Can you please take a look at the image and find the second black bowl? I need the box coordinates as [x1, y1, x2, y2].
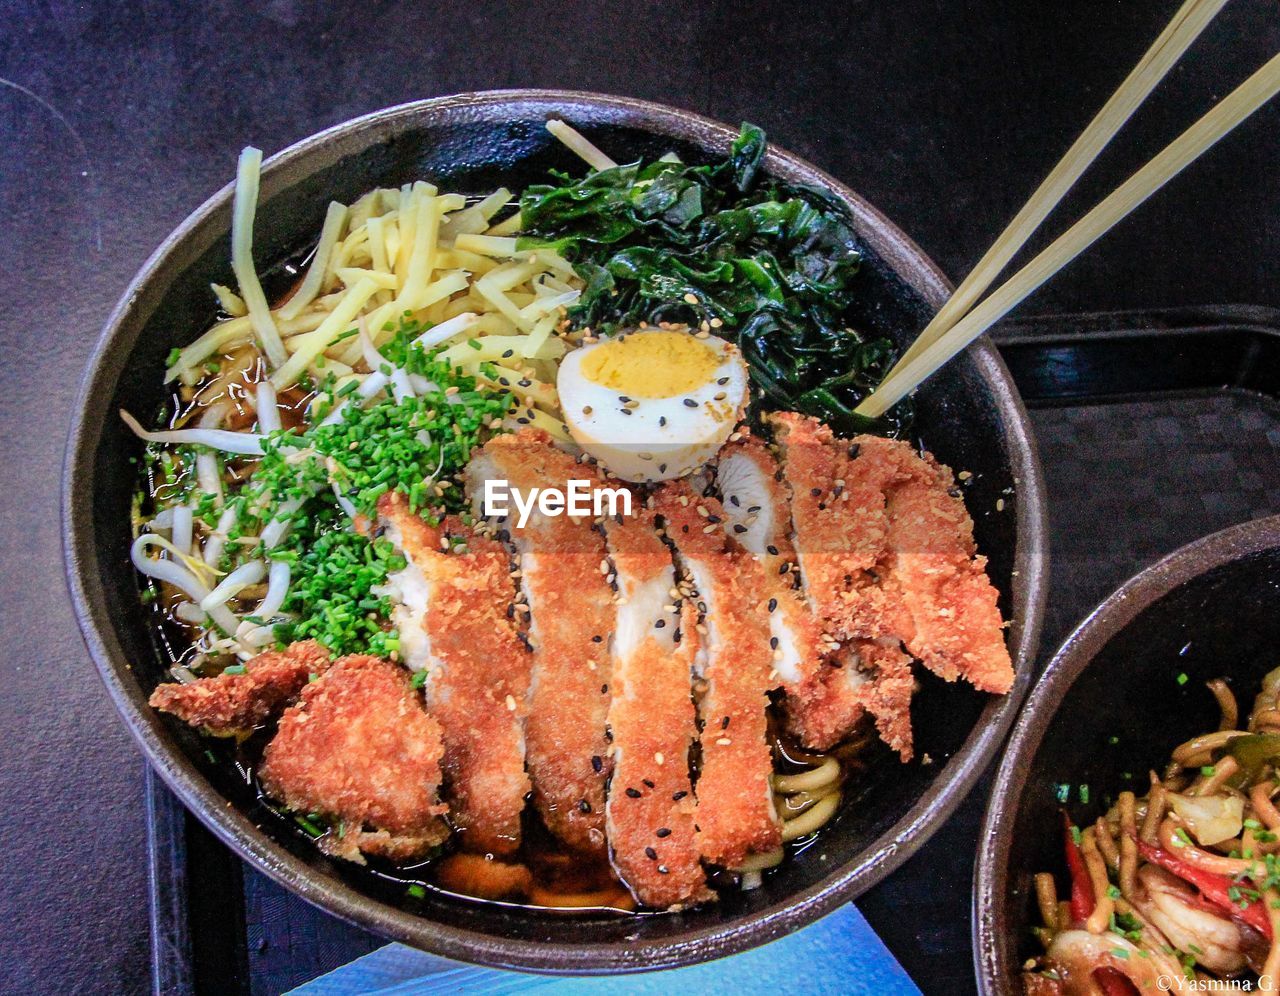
[976, 514, 1280, 993]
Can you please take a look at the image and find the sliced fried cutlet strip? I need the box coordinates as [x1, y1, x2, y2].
[877, 445, 1014, 694]
[467, 430, 614, 855]
[602, 502, 710, 909]
[714, 431, 825, 691]
[653, 481, 780, 869]
[258, 654, 448, 864]
[377, 491, 531, 856]
[790, 640, 916, 760]
[766, 411, 902, 630]
[149, 640, 331, 736]
[760, 413, 913, 752]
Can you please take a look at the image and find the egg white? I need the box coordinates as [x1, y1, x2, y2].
[558, 332, 749, 483]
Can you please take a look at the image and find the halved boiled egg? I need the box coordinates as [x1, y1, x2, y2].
[558, 328, 749, 483]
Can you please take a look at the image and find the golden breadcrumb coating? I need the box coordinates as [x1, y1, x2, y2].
[714, 431, 825, 692]
[873, 442, 1013, 694]
[787, 640, 915, 760]
[258, 654, 448, 864]
[468, 430, 614, 855]
[603, 503, 711, 908]
[654, 480, 781, 869]
[378, 491, 532, 855]
[149, 640, 331, 736]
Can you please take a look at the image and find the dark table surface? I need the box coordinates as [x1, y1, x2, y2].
[3, 2, 1277, 992]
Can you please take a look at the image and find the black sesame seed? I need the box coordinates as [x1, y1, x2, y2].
[659, 464, 667, 473]
[732, 523, 747, 534]
[810, 487, 822, 497]
[645, 846, 658, 860]
[659, 416, 667, 427]
[619, 395, 631, 403]
[620, 407, 632, 415]
[847, 443, 861, 459]
[601, 684, 608, 694]
[656, 827, 671, 838]
[643, 778, 655, 788]
[721, 715, 731, 729]
[626, 787, 642, 799]
[501, 349, 514, 358]
[766, 544, 779, 556]
[770, 636, 779, 650]
[717, 377, 729, 386]
[747, 505, 761, 514]
[683, 398, 697, 408]
[579, 799, 591, 813]
[592, 635, 603, 643]
[655, 619, 666, 629]
[768, 598, 778, 612]
[592, 755, 603, 773]
[707, 514, 721, 524]
[672, 790, 688, 801]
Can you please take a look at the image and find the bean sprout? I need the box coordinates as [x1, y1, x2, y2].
[199, 560, 266, 612]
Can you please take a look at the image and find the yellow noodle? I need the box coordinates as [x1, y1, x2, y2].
[1207, 678, 1238, 731]
[1094, 817, 1120, 871]
[1034, 873, 1059, 932]
[781, 792, 841, 842]
[1171, 729, 1249, 767]
[1141, 780, 1167, 844]
[737, 848, 785, 873]
[1080, 829, 1113, 934]
[1253, 781, 1280, 830]
[773, 757, 841, 794]
[1118, 791, 1139, 899]
[1192, 755, 1240, 796]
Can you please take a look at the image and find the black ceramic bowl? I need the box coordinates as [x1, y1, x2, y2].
[976, 514, 1280, 993]
[64, 90, 1046, 972]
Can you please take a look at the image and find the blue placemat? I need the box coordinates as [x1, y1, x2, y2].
[291, 904, 919, 995]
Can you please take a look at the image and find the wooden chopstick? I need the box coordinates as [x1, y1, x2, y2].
[885, 0, 1227, 376]
[857, 48, 1280, 419]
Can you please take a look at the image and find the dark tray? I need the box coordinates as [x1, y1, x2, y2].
[146, 306, 1280, 995]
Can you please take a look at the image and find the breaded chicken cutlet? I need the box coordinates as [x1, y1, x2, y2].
[653, 481, 781, 869]
[378, 491, 532, 856]
[467, 430, 615, 856]
[765, 412, 1013, 757]
[149, 639, 331, 736]
[602, 502, 711, 908]
[258, 654, 448, 864]
[878, 448, 1013, 694]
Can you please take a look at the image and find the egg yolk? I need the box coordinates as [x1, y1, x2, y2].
[579, 330, 722, 399]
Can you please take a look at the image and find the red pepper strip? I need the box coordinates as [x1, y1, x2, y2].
[1136, 839, 1273, 939]
[1095, 968, 1139, 996]
[1063, 812, 1095, 925]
